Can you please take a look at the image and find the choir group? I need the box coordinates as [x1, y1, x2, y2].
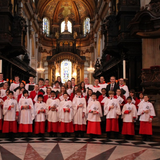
[0, 74, 156, 141]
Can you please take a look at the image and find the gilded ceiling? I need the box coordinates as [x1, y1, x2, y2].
[37, 0, 95, 23]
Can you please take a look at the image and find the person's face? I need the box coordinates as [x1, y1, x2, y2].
[139, 93, 144, 99]
[94, 79, 99, 85]
[84, 78, 89, 84]
[38, 97, 43, 102]
[71, 79, 75, 84]
[15, 76, 19, 82]
[109, 94, 114, 98]
[61, 87, 65, 93]
[47, 88, 51, 95]
[6, 91, 9, 96]
[101, 89, 106, 95]
[29, 77, 34, 83]
[4, 83, 8, 89]
[92, 95, 97, 100]
[39, 80, 44, 86]
[9, 93, 13, 99]
[20, 83, 24, 88]
[116, 90, 121, 96]
[57, 77, 61, 82]
[63, 94, 68, 99]
[45, 80, 49, 86]
[51, 93, 56, 97]
[119, 80, 124, 85]
[130, 92, 134, 97]
[0, 74, 3, 80]
[88, 90, 92, 96]
[110, 77, 115, 84]
[81, 83, 85, 88]
[75, 86, 78, 91]
[21, 88, 25, 93]
[34, 85, 39, 91]
[55, 83, 59, 88]
[68, 81, 71, 87]
[127, 99, 132, 104]
[24, 93, 28, 97]
[100, 77, 104, 83]
[144, 96, 149, 102]
[77, 92, 81, 96]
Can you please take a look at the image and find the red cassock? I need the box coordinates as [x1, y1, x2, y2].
[139, 121, 152, 135]
[70, 93, 75, 101]
[122, 122, 135, 135]
[98, 95, 105, 106]
[43, 95, 51, 103]
[106, 119, 119, 132]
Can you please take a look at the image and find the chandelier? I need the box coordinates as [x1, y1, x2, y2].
[37, 61, 45, 73]
[87, 61, 95, 73]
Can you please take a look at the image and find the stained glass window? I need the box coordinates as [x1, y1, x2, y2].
[61, 21, 72, 33]
[83, 17, 90, 36]
[43, 17, 50, 36]
[61, 60, 72, 83]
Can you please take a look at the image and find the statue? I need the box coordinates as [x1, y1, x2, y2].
[55, 32, 59, 39]
[73, 31, 77, 39]
[65, 17, 68, 31]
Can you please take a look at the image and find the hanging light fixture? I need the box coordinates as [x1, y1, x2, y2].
[87, 61, 95, 73]
[37, 61, 45, 73]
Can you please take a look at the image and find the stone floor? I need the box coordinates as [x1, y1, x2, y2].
[0, 137, 160, 160]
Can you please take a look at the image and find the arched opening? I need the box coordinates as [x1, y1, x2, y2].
[43, 17, 50, 36]
[61, 60, 72, 83]
[83, 17, 90, 36]
[61, 20, 72, 33]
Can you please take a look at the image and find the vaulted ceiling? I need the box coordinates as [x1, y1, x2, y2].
[37, 0, 95, 24]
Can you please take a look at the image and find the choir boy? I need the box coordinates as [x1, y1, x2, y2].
[121, 97, 137, 140]
[138, 95, 156, 141]
[136, 92, 144, 109]
[0, 82, 9, 98]
[104, 91, 121, 139]
[87, 93, 102, 139]
[46, 91, 60, 137]
[119, 78, 129, 99]
[9, 76, 20, 91]
[98, 88, 107, 133]
[43, 88, 52, 103]
[73, 89, 86, 138]
[18, 90, 34, 140]
[59, 93, 74, 137]
[34, 95, 46, 139]
[0, 74, 6, 84]
[2, 91, 18, 141]
[99, 76, 108, 88]
[91, 79, 102, 98]
[2, 89, 10, 101]
[25, 77, 35, 92]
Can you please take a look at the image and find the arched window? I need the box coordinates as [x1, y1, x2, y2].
[43, 17, 50, 36]
[61, 60, 72, 83]
[61, 21, 72, 33]
[83, 17, 90, 36]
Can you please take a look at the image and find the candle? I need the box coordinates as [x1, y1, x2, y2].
[123, 60, 126, 79]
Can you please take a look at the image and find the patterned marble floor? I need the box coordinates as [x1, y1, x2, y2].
[0, 137, 160, 160]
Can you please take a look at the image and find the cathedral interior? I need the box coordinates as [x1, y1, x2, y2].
[0, 0, 160, 159]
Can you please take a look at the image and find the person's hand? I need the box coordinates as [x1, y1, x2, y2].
[41, 109, 44, 112]
[16, 116, 18, 120]
[145, 110, 149, 114]
[82, 112, 85, 118]
[116, 115, 119, 119]
[79, 104, 83, 108]
[11, 105, 14, 108]
[149, 118, 152, 123]
[93, 111, 97, 115]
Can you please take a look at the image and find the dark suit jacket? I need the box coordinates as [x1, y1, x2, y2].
[106, 83, 119, 96]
